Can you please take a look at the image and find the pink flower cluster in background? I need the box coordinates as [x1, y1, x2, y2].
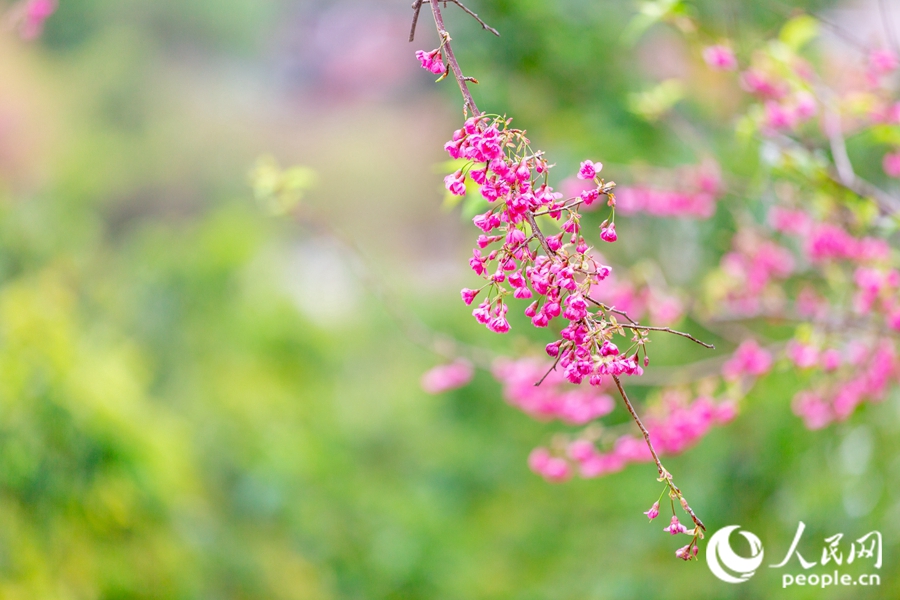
[493, 358, 614, 424]
[702, 45, 737, 71]
[17, 0, 56, 40]
[792, 341, 899, 429]
[615, 161, 723, 219]
[420, 359, 474, 394]
[528, 391, 736, 483]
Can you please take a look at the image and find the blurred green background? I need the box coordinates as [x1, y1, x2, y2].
[0, 0, 896, 598]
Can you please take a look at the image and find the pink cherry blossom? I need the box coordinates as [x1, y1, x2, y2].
[663, 515, 687, 535]
[421, 359, 474, 394]
[869, 49, 899, 75]
[702, 45, 738, 71]
[415, 48, 447, 75]
[600, 223, 617, 242]
[883, 152, 900, 178]
[722, 339, 773, 381]
[577, 160, 602, 180]
[19, 0, 57, 40]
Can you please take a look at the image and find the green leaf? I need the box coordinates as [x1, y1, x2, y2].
[869, 124, 900, 146]
[779, 15, 818, 51]
[627, 79, 684, 122]
[249, 155, 317, 215]
[621, 0, 687, 45]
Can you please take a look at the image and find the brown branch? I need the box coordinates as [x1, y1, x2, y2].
[530, 197, 585, 217]
[620, 323, 715, 349]
[525, 211, 556, 258]
[584, 295, 715, 348]
[535, 344, 567, 386]
[612, 375, 665, 478]
[428, 1, 481, 116]
[613, 375, 705, 532]
[409, 0, 425, 43]
[828, 170, 900, 216]
[774, 129, 900, 217]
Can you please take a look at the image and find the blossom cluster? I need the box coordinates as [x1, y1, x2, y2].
[493, 358, 614, 425]
[615, 161, 724, 220]
[444, 114, 651, 389]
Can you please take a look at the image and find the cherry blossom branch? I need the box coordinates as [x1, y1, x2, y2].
[622, 323, 715, 349]
[431, 0, 500, 37]
[409, 0, 425, 42]
[773, 131, 900, 217]
[525, 211, 557, 257]
[420, 3, 715, 356]
[424, 0, 482, 116]
[612, 375, 705, 532]
[584, 296, 715, 349]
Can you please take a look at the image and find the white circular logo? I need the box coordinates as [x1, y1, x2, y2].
[706, 525, 765, 583]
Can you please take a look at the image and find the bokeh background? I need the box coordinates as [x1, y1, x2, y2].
[0, 0, 897, 598]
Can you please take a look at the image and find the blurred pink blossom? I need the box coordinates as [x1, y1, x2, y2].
[420, 359, 474, 394]
[702, 45, 738, 71]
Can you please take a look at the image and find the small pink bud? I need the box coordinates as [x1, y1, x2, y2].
[460, 288, 479, 305]
[600, 340, 619, 357]
[644, 501, 660, 521]
[444, 171, 466, 196]
[600, 222, 617, 243]
[663, 515, 687, 535]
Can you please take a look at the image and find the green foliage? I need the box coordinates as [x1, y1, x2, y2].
[778, 14, 819, 51]
[251, 156, 317, 216]
[627, 79, 685, 122]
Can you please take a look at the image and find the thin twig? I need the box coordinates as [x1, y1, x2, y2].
[586, 295, 715, 349]
[428, 1, 481, 116]
[619, 323, 716, 349]
[531, 197, 585, 217]
[774, 133, 900, 216]
[409, 0, 424, 43]
[535, 346, 567, 386]
[525, 211, 556, 257]
[827, 169, 900, 215]
[612, 375, 705, 532]
[585, 296, 638, 324]
[612, 376, 665, 477]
